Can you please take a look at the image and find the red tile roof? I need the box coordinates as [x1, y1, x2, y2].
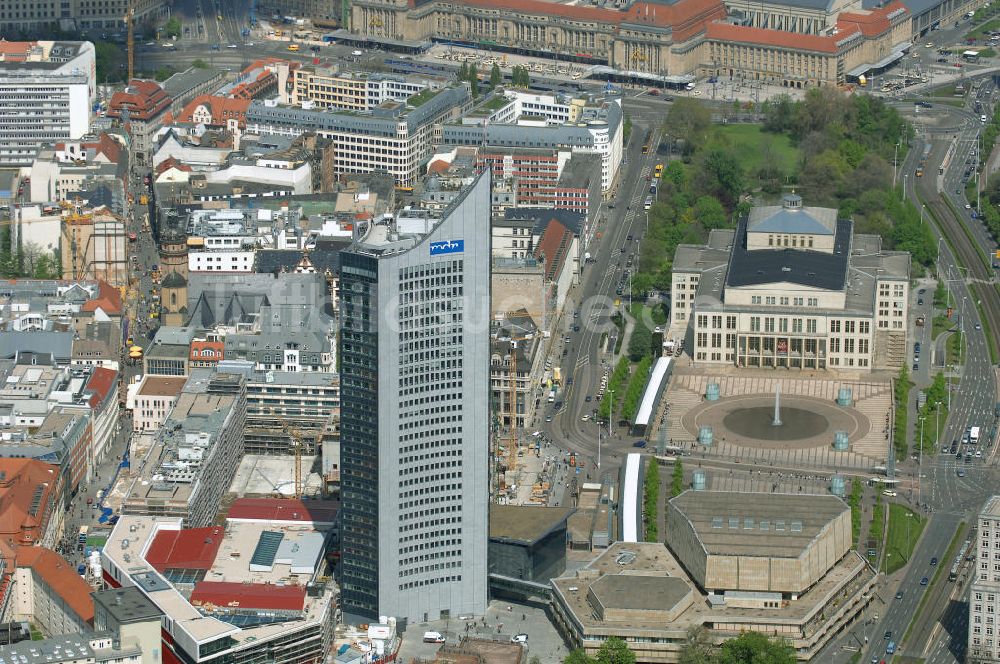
[190, 581, 306, 612]
[534, 219, 573, 281]
[189, 340, 224, 363]
[178, 95, 251, 128]
[0, 41, 32, 61]
[16, 546, 95, 624]
[705, 22, 841, 53]
[81, 280, 123, 315]
[82, 133, 124, 166]
[0, 460, 58, 546]
[227, 498, 340, 525]
[108, 80, 172, 123]
[145, 527, 225, 572]
[85, 367, 118, 410]
[837, 1, 908, 37]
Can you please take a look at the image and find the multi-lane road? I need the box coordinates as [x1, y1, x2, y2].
[846, 85, 1000, 664]
[539, 102, 671, 487]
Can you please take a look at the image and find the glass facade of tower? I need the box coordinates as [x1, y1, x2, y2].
[339, 251, 381, 616]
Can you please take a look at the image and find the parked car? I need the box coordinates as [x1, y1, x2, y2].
[633, 440, 647, 448]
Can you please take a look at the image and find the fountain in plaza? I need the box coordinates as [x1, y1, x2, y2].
[772, 384, 782, 427]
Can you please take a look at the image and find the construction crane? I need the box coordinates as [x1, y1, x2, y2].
[273, 415, 323, 499]
[124, 0, 135, 81]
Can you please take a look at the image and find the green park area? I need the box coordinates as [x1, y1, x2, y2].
[713, 123, 800, 179]
[885, 504, 927, 574]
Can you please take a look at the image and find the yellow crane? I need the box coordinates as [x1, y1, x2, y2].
[274, 415, 323, 498]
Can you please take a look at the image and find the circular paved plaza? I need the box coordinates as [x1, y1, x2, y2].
[681, 394, 871, 450]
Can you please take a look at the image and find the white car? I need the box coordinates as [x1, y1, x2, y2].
[162, 43, 174, 48]
[966, 203, 973, 209]
[352, 49, 363, 56]
[882, 489, 897, 497]
[925, 42, 934, 47]
[246, 42, 254, 46]
[581, 414, 590, 421]
[511, 634, 528, 644]
[227, 44, 238, 49]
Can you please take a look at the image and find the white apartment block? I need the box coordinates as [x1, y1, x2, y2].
[246, 85, 471, 185]
[670, 195, 910, 371]
[970, 496, 1000, 663]
[290, 69, 429, 110]
[0, 42, 94, 166]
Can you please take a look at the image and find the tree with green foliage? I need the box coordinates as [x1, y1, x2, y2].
[164, 16, 181, 39]
[679, 627, 714, 664]
[671, 459, 684, 497]
[598, 356, 630, 422]
[761, 94, 795, 134]
[623, 355, 653, 425]
[626, 316, 653, 362]
[717, 631, 795, 664]
[490, 62, 501, 87]
[529, 657, 542, 664]
[468, 63, 479, 98]
[696, 148, 744, 207]
[564, 650, 596, 664]
[94, 42, 126, 84]
[153, 67, 175, 82]
[458, 61, 469, 81]
[663, 98, 711, 156]
[191, 59, 210, 69]
[596, 637, 636, 664]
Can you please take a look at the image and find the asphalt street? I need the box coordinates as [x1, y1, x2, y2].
[539, 109, 667, 491]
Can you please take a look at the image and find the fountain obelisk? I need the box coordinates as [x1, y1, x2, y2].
[772, 383, 782, 427]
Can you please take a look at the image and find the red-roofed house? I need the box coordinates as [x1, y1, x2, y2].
[108, 80, 173, 165]
[189, 340, 224, 367]
[13, 546, 94, 635]
[178, 95, 251, 130]
[0, 459, 59, 549]
[81, 279, 124, 316]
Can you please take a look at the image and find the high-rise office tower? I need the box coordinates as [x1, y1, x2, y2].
[338, 171, 491, 623]
[970, 496, 1000, 663]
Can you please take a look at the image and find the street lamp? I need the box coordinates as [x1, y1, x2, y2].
[903, 173, 908, 202]
[920, 204, 926, 225]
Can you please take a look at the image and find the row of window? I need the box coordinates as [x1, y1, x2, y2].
[399, 573, 462, 591]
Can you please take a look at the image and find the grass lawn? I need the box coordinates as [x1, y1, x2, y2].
[929, 82, 964, 98]
[932, 314, 955, 340]
[714, 124, 800, 176]
[947, 329, 965, 366]
[965, 17, 1000, 40]
[919, 403, 948, 452]
[885, 503, 927, 574]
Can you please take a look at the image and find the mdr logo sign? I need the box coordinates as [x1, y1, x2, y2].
[429, 239, 464, 256]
